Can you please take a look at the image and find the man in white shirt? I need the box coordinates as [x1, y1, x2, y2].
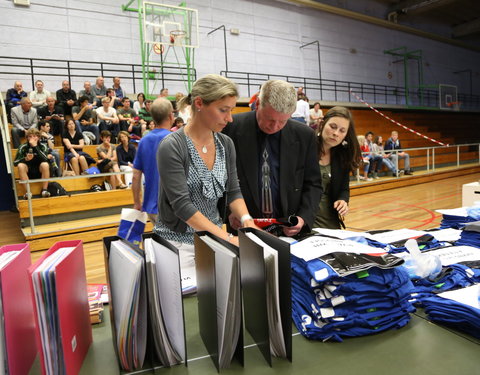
[29, 80, 51, 108]
[96, 97, 120, 141]
[291, 94, 310, 125]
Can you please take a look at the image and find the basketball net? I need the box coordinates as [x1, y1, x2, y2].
[170, 30, 186, 46]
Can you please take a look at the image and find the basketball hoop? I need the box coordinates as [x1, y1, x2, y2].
[170, 30, 186, 46]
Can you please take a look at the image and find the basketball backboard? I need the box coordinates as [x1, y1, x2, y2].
[142, 1, 199, 48]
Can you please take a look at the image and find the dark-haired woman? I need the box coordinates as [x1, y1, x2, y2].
[314, 106, 361, 229]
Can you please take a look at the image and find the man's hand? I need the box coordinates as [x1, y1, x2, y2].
[283, 216, 304, 237]
[333, 200, 349, 216]
[228, 212, 241, 230]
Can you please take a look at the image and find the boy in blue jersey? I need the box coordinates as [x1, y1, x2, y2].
[132, 98, 174, 224]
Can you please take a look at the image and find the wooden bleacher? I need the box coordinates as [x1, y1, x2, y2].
[8, 106, 480, 251]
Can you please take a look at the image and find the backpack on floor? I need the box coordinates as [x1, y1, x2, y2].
[47, 182, 68, 197]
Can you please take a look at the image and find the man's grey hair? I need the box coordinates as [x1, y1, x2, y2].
[150, 97, 173, 126]
[258, 80, 297, 114]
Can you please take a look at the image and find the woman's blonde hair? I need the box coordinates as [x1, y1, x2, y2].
[177, 74, 238, 113]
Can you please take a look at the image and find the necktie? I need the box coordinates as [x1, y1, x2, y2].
[261, 146, 273, 217]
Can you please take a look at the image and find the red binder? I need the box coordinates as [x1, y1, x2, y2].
[28, 240, 93, 375]
[0, 243, 37, 375]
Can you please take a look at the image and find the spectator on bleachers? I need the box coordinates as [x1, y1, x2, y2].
[133, 92, 145, 113]
[38, 121, 61, 177]
[116, 131, 136, 187]
[291, 94, 310, 124]
[29, 80, 50, 108]
[314, 106, 361, 229]
[112, 77, 125, 99]
[357, 134, 372, 181]
[78, 81, 96, 104]
[372, 135, 403, 177]
[171, 117, 184, 132]
[159, 88, 169, 98]
[365, 131, 383, 179]
[37, 96, 64, 136]
[11, 97, 38, 148]
[138, 99, 153, 126]
[96, 97, 120, 141]
[62, 119, 94, 175]
[248, 86, 261, 111]
[309, 102, 323, 130]
[132, 98, 173, 224]
[142, 120, 155, 137]
[5, 81, 27, 121]
[385, 130, 413, 175]
[92, 76, 107, 106]
[173, 92, 184, 116]
[96, 130, 127, 189]
[72, 96, 99, 143]
[176, 96, 191, 125]
[56, 80, 77, 118]
[118, 97, 144, 137]
[14, 128, 51, 198]
[106, 88, 121, 109]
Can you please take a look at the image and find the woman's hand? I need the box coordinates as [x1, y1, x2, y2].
[333, 200, 349, 216]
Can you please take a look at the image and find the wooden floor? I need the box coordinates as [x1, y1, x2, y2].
[0, 172, 479, 284]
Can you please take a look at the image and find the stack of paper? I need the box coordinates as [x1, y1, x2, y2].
[109, 240, 147, 371]
[245, 233, 286, 358]
[290, 235, 414, 342]
[144, 238, 185, 367]
[31, 247, 76, 374]
[198, 235, 241, 369]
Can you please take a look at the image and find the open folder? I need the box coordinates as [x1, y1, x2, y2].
[238, 228, 292, 365]
[103, 235, 186, 373]
[0, 243, 37, 375]
[28, 240, 92, 375]
[194, 231, 244, 371]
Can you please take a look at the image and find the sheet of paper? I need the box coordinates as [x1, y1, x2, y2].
[109, 240, 146, 371]
[438, 284, 480, 309]
[436, 207, 469, 217]
[245, 232, 286, 358]
[367, 229, 427, 244]
[313, 228, 368, 239]
[200, 235, 240, 368]
[144, 238, 184, 365]
[427, 246, 480, 266]
[291, 236, 386, 262]
[426, 228, 462, 242]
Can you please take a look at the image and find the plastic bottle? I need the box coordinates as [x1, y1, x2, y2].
[401, 239, 442, 280]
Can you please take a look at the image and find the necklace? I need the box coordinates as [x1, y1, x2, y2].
[185, 128, 214, 154]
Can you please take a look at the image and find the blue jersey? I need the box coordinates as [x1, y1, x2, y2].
[133, 128, 171, 214]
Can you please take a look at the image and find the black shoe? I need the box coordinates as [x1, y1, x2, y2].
[405, 170, 413, 175]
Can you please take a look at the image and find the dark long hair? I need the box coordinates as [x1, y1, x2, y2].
[316, 106, 361, 171]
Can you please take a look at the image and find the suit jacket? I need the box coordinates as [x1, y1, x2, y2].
[224, 111, 322, 231]
[330, 148, 350, 204]
[11, 106, 38, 131]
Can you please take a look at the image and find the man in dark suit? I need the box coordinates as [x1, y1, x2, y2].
[224, 80, 322, 236]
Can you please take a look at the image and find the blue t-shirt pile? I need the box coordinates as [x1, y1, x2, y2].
[420, 284, 480, 339]
[439, 207, 480, 229]
[455, 221, 480, 248]
[291, 251, 415, 342]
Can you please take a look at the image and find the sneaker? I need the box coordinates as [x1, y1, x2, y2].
[118, 183, 128, 189]
[373, 172, 379, 179]
[366, 177, 373, 181]
[41, 189, 51, 198]
[405, 170, 413, 175]
[394, 170, 404, 177]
